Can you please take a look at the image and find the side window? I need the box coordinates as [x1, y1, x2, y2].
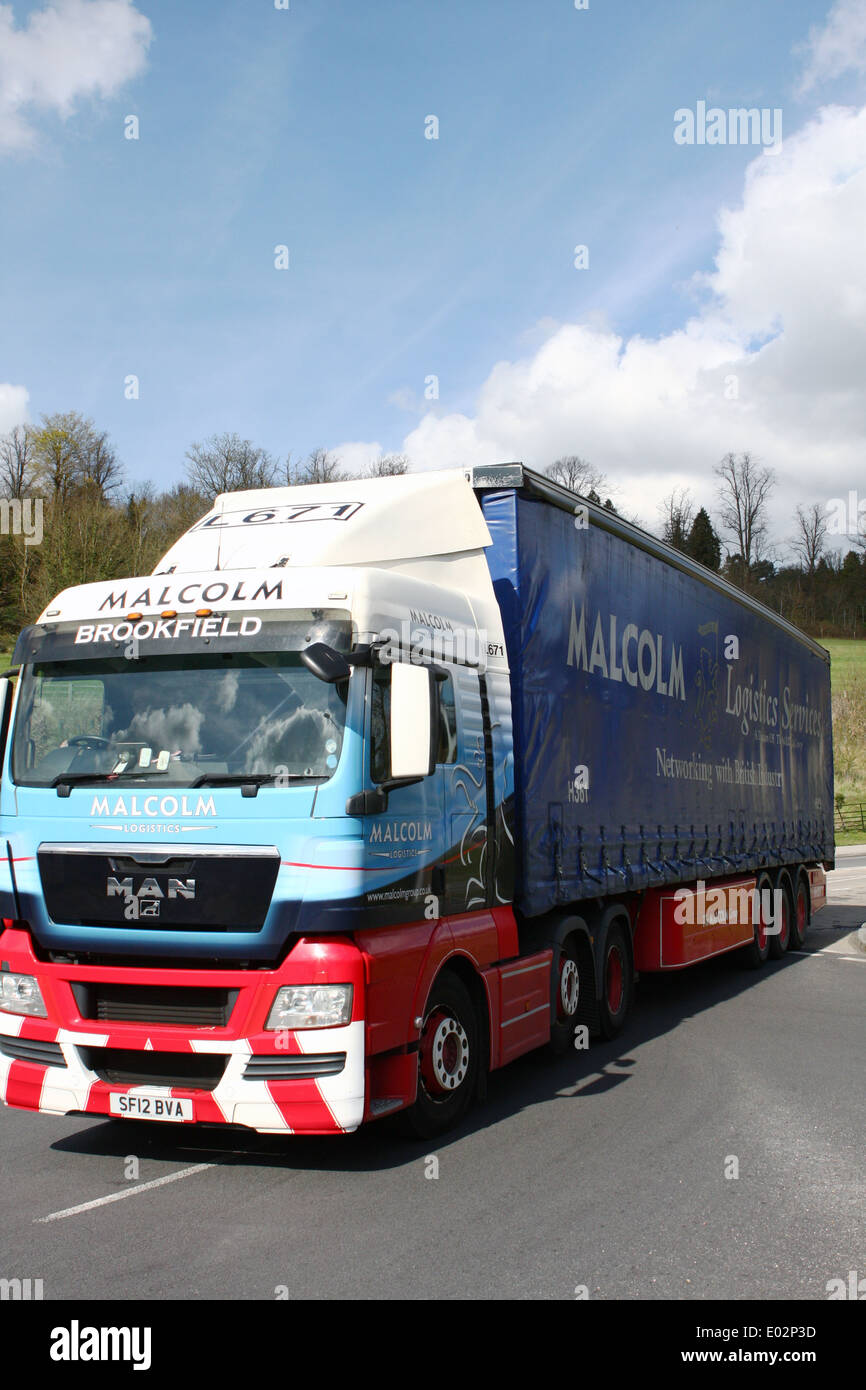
[437, 673, 457, 764]
[370, 665, 391, 782]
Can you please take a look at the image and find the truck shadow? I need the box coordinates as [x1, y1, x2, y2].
[48, 939, 843, 1175]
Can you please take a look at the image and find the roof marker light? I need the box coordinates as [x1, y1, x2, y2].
[161, 610, 177, 619]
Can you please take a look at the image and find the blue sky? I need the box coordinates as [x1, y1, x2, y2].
[2, 0, 866, 541]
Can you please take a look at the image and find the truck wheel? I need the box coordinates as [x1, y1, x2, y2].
[598, 920, 633, 1039]
[548, 936, 586, 1055]
[741, 872, 772, 969]
[768, 874, 792, 959]
[789, 874, 810, 950]
[402, 972, 479, 1139]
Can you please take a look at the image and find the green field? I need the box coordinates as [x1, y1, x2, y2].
[824, 638, 866, 845]
[2, 640, 864, 846]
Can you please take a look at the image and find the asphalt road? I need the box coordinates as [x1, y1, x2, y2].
[1, 855, 864, 1302]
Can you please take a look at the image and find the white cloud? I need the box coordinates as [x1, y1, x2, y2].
[798, 0, 866, 94]
[0, 382, 29, 433]
[403, 104, 866, 543]
[0, 0, 152, 152]
[330, 440, 383, 476]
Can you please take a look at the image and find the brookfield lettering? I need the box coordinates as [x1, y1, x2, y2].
[75, 615, 262, 644]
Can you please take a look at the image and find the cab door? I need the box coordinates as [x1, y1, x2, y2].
[361, 662, 445, 927]
[440, 665, 489, 915]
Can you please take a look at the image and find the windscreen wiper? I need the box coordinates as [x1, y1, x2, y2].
[190, 772, 325, 797]
[51, 768, 174, 794]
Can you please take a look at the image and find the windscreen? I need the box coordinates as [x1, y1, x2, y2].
[11, 651, 349, 787]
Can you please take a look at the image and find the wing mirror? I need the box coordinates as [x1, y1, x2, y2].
[300, 642, 351, 683]
[389, 662, 436, 780]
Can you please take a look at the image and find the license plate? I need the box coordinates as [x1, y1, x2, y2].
[109, 1091, 193, 1122]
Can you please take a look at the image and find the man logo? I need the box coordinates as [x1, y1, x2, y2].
[106, 876, 196, 900]
[107, 877, 195, 920]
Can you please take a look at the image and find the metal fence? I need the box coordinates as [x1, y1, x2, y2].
[835, 802, 866, 833]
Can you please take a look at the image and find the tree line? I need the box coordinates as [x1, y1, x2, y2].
[0, 414, 863, 642]
[545, 452, 866, 639]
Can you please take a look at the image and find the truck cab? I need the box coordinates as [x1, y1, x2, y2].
[0, 473, 532, 1136]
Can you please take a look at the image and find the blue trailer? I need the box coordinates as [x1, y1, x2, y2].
[479, 469, 833, 917]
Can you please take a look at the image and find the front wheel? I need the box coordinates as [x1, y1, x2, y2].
[401, 973, 480, 1138]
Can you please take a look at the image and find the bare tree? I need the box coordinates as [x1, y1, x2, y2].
[545, 455, 608, 497]
[714, 452, 776, 577]
[658, 487, 695, 552]
[287, 448, 351, 485]
[365, 453, 409, 478]
[30, 411, 90, 501]
[791, 502, 828, 576]
[0, 424, 36, 498]
[28, 412, 125, 503]
[80, 428, 123, 499]
[185, 433, 277, 497]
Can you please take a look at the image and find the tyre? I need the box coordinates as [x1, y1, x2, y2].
[402, 972, 480, 1139]
[740, 871, 773, 969]
[598, 919, 633, 1039]
[547, 934, 588, 1055]
[768, 873, 793, 959]
[789, 873, 811, 950]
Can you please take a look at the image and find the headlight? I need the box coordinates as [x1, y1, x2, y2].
[266, 984, 353, 1030]
[0, 972, 47, 1017]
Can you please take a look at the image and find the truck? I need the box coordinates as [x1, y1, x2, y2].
[0, 465, 833, 1138]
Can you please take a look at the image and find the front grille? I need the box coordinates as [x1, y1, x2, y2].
[70, 982, 238, 1027]
[78, 1046, 227, 1091]
[38, 844, 280, 932]
[0, 1036, 66, 1067]
[243, 1053, 346, 1081]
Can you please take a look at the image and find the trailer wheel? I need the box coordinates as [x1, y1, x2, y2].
[789, 874, 810, 950]
[547, 935, 589, 1055]
[402, 972, 479, 1138]
[598, 919, 633, 1039]
[740, 872, 772, 969]
[769, 874, 793, 959]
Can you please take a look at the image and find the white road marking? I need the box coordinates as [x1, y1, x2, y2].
[35, 1163, 215, 1223]
[788, 950, 866, 962]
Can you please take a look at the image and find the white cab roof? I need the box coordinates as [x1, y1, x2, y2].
[154, 470, 490, 573]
